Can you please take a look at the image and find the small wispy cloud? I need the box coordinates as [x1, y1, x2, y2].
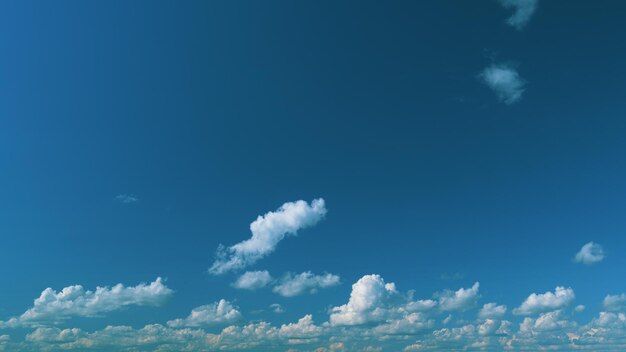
[232, 271, 273, 290]
[499, 0, 538, 30]
[574, 242, 605, 265]
[273, 272, 340, 297]
[270, 303, 284, 314]
[114, 194, 139, 204]
[479, 64, 526, 105]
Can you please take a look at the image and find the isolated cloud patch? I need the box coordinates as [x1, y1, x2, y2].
[437, 282, 480, 312]
[513, 286, 575, 315]
[209, 198, 327, 275]
[575, 242, 605, 265]
[273, 272, 340, 297]
[480, 64, 526, 105]
[167, 299, 241, 327]
[232, 271, 274, 290]
[0, 278, 172, 327]
[114, 194, 138, 203]
[603, 294, 626, 312]
[479, 303, 507, 319]
[499, 0, 538, 30]
[329, 274, 398, 326]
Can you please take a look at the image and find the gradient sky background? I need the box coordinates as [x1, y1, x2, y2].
[1, 1, 626, 351]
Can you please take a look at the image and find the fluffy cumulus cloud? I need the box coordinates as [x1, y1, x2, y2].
[603, 293, 626, 312]
[0, 278, 172, 328]
[209, 199, 327, 275]
[575, 241, 605, 265]
[499, 0, 538, 29]
[513, 286, 575, 315]
[480, 64, 526, 105]
[273, 272, 340, 297]
[12, 274, 626, 351]
[436, 282, 480, 312]
[21, 314, 326, 352]
[232, 271, 273, 290]
[329, 274, 398, 326]
[478, 302, 507, 319]
[167, 300, 241, 327]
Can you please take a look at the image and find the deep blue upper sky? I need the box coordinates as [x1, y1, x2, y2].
[1, 1, 626, 351]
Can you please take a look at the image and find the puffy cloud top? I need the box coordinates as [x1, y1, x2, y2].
[273, 272, 340, 297]
[479, 303, 507, 319]
[329, 274, 397, 326]
[604, 294, 626, 312]
[437, 282, 481, 312]
[0, 278, 172, 327]
[232, 271, 273, 290]
[209, 199, 327, 275]
[167, 299, 241, 327]
[513, 286, 575, 315]
[575, 242, 605, 265]
[480, 64, 526, 105]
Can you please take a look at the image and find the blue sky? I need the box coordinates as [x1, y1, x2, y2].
[1, 0, 626, 351]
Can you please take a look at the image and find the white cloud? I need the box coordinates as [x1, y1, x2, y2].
[575, 305, 586, 313]
[499, 0, 538, 30]
[513, 287, 575, 315]
[478, 303, 507, 319]
[0, 278, 172, 327]
[604, 294, 626, 312]
[167, 299, 241, 327]
[273, 272, 340, 297]
[437, 282, 480, 312]
[270, 303, 284, 314]
[114, 194, 138, 203]
[278, 315, 323, 339]
[329, 274, 398, 326]
[479, 64, 526, 105]
[232, 271, 273, 290]
[209, 199, 327, 275]
[575, 242, 605, 265]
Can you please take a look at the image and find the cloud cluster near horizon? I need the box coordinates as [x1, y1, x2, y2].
[0, 278, 172, 328]
[209, 199, 327, 275]
[9, 272, 626, 351]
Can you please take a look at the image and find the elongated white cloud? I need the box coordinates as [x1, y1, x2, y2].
[232, 271, 273, 290]
[480, 64, 526, 105]
[437, 282, 480, 312]
[604, 294, 626, 312]
[513, 286, 575, 315]
[273, 272, 340, 297]
[499, 0, 538, 30]
[575, 242, 605, 265]
[167, 299, 241, 327]
[479, 303, 507, 319]
[0, 278, 172, 328]
[209, 199, 327, 275]
[17, 276, 626, 351]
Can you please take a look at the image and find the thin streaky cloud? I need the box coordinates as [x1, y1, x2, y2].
[114, 194, 139, 203]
